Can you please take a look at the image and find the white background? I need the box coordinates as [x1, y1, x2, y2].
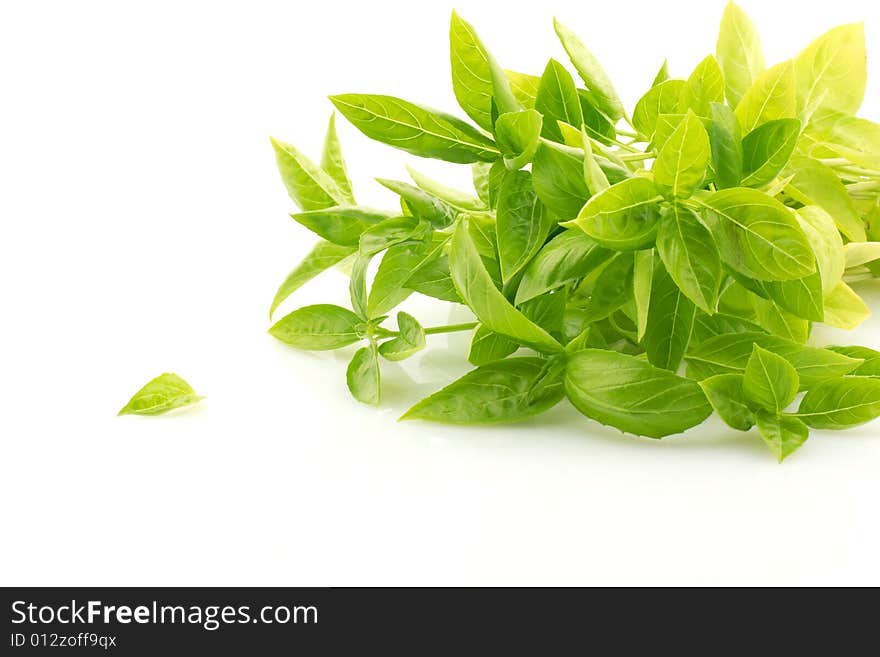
[2, 0, 879, 586]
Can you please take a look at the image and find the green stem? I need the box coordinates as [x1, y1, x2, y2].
[846, 180, 880, 193]
[424, 322, 478, 335]
[620, 152, 656, 162]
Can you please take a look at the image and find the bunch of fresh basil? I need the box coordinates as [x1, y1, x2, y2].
[268, 3, 880, 461]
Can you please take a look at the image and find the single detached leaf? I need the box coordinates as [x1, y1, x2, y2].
[494, 109, 543, 170]
[531, 140, 591, 220]
[270, 241, 355, 319]
[716, 1, 765, 108]
[743, 345, 799, 412]
[379, 312, 426, 361]
[708, 102, 743, 189]
[515, 229, 612, 304]
[643, 261, 696, 371]
[685, 331, 863, 389]
[347, 343, 381, 405]
[633, 80, 686, 140]
[553, 18, 624, 120]
[118, 373, 203, 416]
[320, 113, 356, 204]
[330, 94, 500, 163]
[271, 137, 347, 211]
[450, 221, 562, 354]
[406, 165, 485, 212]
[292, 206, 395, 247]
[565, 349, 712, 438]
[740, 118, 800, 187]
[756, 412, 809, 463]
[450, 11, 520, 132]
[402, 357, 565, 424]
[468, 324, 519, 365]
[795, 23, 866, 116]
[699, 373, 755, 431]
[785, 156, 866, 242]
[269, 304, 362, 350]
[678, 55, 725, 119]
[797, 377, 880, 430]
[535, 59, 584, 142]
[653, 110, 710, 200]
[699, 188, 815, 281]
[568, 177, 663, 250]
[496, 170, 554, 282]
[656, 204, 722, 313]
[735, 61, 796, 134]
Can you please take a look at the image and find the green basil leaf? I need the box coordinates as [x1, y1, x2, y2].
[633, 80, 686, 140]
[379, 312, 426, 361]
[520, 291, 566, 337]
[795, 23, 866, 116]
[292, 206, 395, 247]
[740, 118, 800, 187]
[515, 230, 612, 304]
[535, 59, 584, 142]
[565, 349, 712, 438]
[685, 331, 863, 388]
[567, 177, 662, 250]
[330, 94, 499, 163]
[450, 221, 562, 353]
[716, 1, 765, 108]
[651, 59, 670, 87]
[653, 111, 711, 200]
[823, 280, 870, 330]
[506, 69, 542, 109]
[807, 112, 880, 169]
[368, 243, 423, 317]
[496, 170, 554, 282]
[784, 156, 866, 242]
[656, 204, 722, 314]
[405, 249, 462, 303]
[756, 412, 809, 462]
[472, 162, 492, 205]
[450, 11, 520, 132]
[577, 90, 617, 145]
[269, 304, 362, 350]
[532, 140, 591, 220]
[643, 261, 696, 371]
[269, 241, 355, 319]
[699, 188, 816, 281]
[271, 137, 347, 211]
[678, 55, 725, 119]
[699, 373, 755, 431]
[708, 102, 743, 189]
[796, 206, 845, 295]
[553, 19, 624, 120]
[118, 373, 203, 416]
[375, 178, 458, 228]
[468, 324, 519, 365]
[358, 216, 424, 256]
[402, 357, 565, 424]
[320, 113, 356, 204]
[495, 109, 543, 170]
[633, 249, 654, 342]
[750, 272, 824, 323]
[743, 345, 799, 412]
[581, 134, 611, 195]
[734, 61, 796, 133]
[347, 343, 381, 405]
[692, 312, 767, 344]
[585, 253, 635, 321]
[405, 165, 486, 212]
[349, 253, 370, 319]
[826, 346, 880, 378]
[751, 295, 810, 344]
[797, 377, 880, 429]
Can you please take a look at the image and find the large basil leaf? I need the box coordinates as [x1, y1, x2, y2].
[269, 304, 363, 350]
[449, 222, 562, 353]
[678, 55, 724, 119]
[794, 23, 866, 116]
[699, 188, 816, 281]
[656, 204, 722, 314]
[568, 177, 662, 250]
[653, 110, 710, 200]
[565, 349, 712, 438]
[742, 345, 799, 412]
[734, 60, 796, 133]
[797, 377, 880, 429]
[633, 80, 685, 140]
[330, 94, 500, 163]
[402, 357, 565, 424]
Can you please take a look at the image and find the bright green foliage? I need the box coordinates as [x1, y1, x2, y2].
[262, 6, 880, 461]
[118, 373, 203, 416]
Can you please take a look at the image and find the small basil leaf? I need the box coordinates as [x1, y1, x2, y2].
[406, 165, 486, 212]
[586, 253, 634, 321]
[708, 102, 743, 189]
[565, 349, 712, 438]
[118, 373, 203, 416]
[716, 2, 765, 108]
[358, 216, 424, 256]
[653, 110, 710, 200]
[535, 59, 583, 143]
[269, 241, 355, 320]
[756, 412, 809, 463]
[349, 253, 370, 319]
[532, 140, 591, 220]
[735, 61, 796, 133]
[269, 304, 362, 350]
[379, 312, 426, 361]
[347, 343, 381, 405]
[644, 260, 696, 371]
[633, 80, 685, 140]
[402, 357, 565, 424]
[292, 206, 395, 247]
[784, 156, 866, 242]
[376, 179, 458, 228]
[826, 346, 880, 378]
[320, 113, 356, 204]
[678, 55, 725, 118]
[567, 177, 662, 250]
[740, 118, 800, 187]
[699, 373, 755, 431]
[496, 170, 555, 283]
[506, 69, 542, 109]
[495, 110, 543, 170]
[270, 137, 347, 211]
[633, 249, 654, 342]
[468, 325, 519, 366]
[743, 345, 799, 412]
